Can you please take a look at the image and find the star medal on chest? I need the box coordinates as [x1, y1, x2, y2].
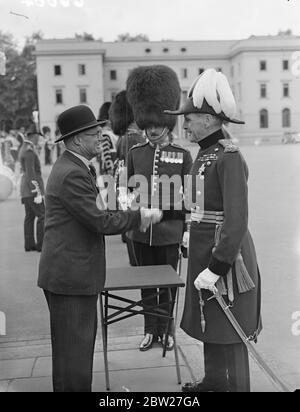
[197, 153, 217, 179]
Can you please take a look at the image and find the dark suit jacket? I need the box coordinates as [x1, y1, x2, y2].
[19, 142, 45, 200]
[38, 150, 140, 295]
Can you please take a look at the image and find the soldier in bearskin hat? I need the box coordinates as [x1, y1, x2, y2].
[126, 65, 193, 351]
[165, 68, 262, 392]
[109, 90, 145, 265]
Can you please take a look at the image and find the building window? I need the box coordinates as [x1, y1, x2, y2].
[78, 64, 86, 76]
[260, 83, 267, 98]
[260, 109, 268, 128]
[181, 68, 188, 79]
[283, 60, 289, 71]
[163, 47, 169, 53]
[283, 83, 290, 97]
[145, 48, 151, 53]
[260, 60, 267, 71]
[55, 89, 63, 104]
[230, 65, 234, 77]
[79, 88, 87, 104]
[181, 47, 187, 52]
[282, 108, 291, 128]
[199, 68, 204, 75]
[216, 67, 222, 72]
[110, 70, 117, 80]
[54, 65, 61, 76]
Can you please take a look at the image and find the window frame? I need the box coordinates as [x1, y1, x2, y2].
[110, 70, 117, 81]
[54, 65, 62, 76]
[78, 64, 86, 76]
[55, 88, 63, 105]
[259, 109, 269, 129]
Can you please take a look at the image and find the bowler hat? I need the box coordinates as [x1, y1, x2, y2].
[55, 105, 106, 143]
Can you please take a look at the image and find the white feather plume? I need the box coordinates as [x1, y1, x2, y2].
[191, 68, 236, 119]
[215, 72, 236, 118]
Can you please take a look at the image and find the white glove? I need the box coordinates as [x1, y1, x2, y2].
[33, 195, 43, 204]
[31, 180, 43, 204]
[182, 231, 190, 249]
[194, 268, 220, 293]
[118, 187, 129, 211]
[140, 207, 163, 232]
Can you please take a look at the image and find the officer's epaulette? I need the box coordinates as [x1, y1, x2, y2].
[131, 141, 148, 150]
[170, 142, 188, 152]
[218, 139, 239, 153]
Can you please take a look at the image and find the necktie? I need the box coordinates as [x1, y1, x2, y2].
[89, 164, 97, 181]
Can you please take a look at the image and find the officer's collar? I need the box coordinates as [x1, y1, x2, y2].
[198, 128, 223, 150]
[147, 139, 170, 149]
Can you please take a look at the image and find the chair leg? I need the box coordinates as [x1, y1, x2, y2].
[99, 293, 110, 391]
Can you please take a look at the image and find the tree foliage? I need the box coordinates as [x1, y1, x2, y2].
[116, 33, 149, 42]
[0, 31, 43, 131]
[75, 32, 96, 41]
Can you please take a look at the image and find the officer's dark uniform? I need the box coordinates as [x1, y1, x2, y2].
[19, 140, 45, 251]
[181, 128, 262, 392]
[127, 137, 193, 337]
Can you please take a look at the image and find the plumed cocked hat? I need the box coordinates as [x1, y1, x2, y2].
[109, 91, 134, 136]
[165, 68, 244, 124]
[126, 65, 181, 131]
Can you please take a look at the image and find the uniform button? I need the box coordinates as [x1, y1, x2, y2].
[197, 191, 202, 195]
[207, 161, 211, 166]
[215, 148, 219, 152]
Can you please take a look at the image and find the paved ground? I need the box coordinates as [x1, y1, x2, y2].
[0, 141, 299, 392]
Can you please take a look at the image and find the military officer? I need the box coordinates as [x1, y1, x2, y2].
[165, 68, 262, 392]
[19, 124, 45, 252]
[126, 65, 193, 351]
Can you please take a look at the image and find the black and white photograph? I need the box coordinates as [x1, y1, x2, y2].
[0, 0, 299, 394]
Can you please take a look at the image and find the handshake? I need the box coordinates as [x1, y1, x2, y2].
[139, 207, 163, 232]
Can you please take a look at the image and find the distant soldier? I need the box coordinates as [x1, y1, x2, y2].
[165, 68, 262, 392]
[126, 65, 193, 351]
[97, 102, 118, 176]
[109, 90, 146, 265]
[19, 124, 45, 252]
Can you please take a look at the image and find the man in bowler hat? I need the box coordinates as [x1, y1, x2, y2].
[38, 105, 162, 392]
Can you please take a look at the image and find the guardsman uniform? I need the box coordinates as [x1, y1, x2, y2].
[126, 65, 193, 350]
[127, 136, 193, 343]
[165, 68, 262, 392]
[19, 138, 45, 251]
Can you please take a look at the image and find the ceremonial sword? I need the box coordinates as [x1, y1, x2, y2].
[202, 291, 291, 392]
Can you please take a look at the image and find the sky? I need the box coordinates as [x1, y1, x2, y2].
[0, 0, 299, 47]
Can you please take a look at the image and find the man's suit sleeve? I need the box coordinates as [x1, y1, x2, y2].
[208, 151, 248, 277]
[24, 151, 38, 193]
[59, 170, 141, 235]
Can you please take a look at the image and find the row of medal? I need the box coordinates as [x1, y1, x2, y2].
[159, 151, 184, 164]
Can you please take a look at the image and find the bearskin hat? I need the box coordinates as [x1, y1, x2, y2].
[126, 65, 181, 131]
[97, 101, 111, 122]
[109, 91, 134, 136]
